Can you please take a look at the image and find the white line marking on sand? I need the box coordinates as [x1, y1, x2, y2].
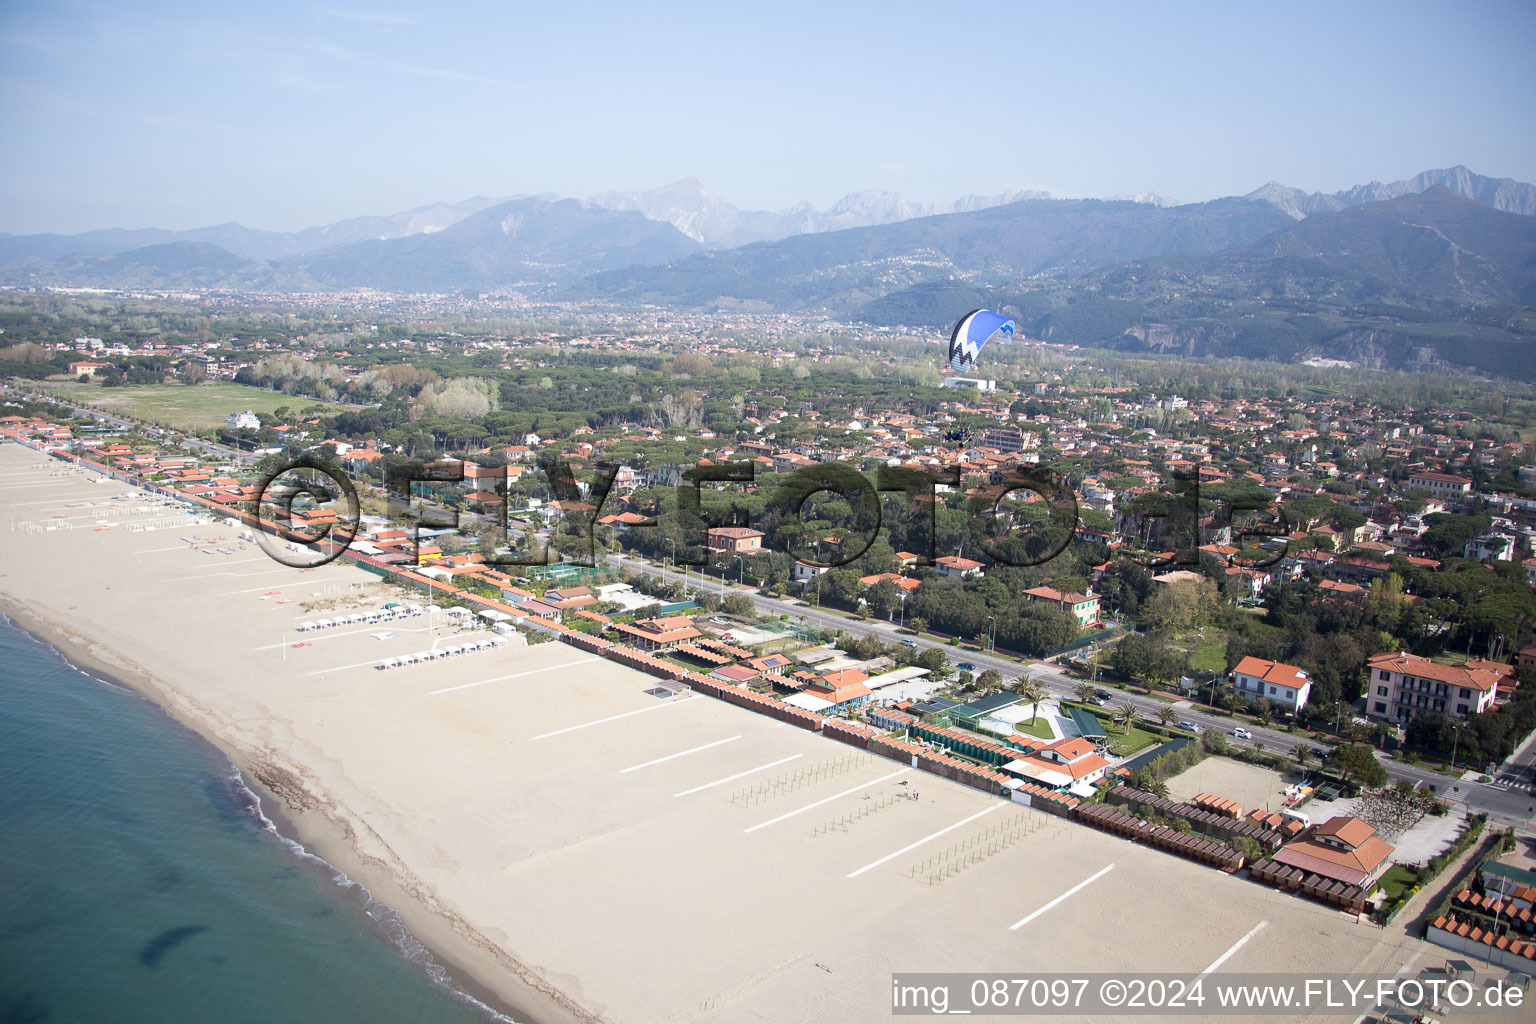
[162, 561, 283, 581]
[743, 768, 913, 833]
[252, 627, 381, 650]
[846, 804, 1004, 878]
[11, 496, 116, 506]
[1392, 950, 1422, 979]
[530, 695, 694, 740]
[218, 577, 351, 596]
[306, 655, 391, 675]
[254, 624, 442, 651]
[620, 735, 741, 774]
[1200, 920, 1267, 974]
[1008, 863, 1115, 930]
[429, 659, 600, 695]
[673, 754, 803, 797]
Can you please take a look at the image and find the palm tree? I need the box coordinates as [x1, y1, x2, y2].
[1016, 678, 1050, 725]
[1075, 682, 1097, 704]
[1292, 744, 1312, 767]
[1147, 776, 1171, 800]
[1156, 706, 1177, 727]
[1112, 702, 1140, 735]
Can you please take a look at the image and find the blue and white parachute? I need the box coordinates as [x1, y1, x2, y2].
[947, 309, 1014, 374]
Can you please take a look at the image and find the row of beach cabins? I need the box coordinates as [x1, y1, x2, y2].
[296, 604, 425, 632]
[376, 636, 508, 670]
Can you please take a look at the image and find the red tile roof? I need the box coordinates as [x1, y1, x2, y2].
[1366, 652, 1502, 692]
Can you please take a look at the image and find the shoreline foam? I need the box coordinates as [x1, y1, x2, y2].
[0, 596, 584, 1024]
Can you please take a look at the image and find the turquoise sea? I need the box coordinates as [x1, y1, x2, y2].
[0, 613, 512, 1024]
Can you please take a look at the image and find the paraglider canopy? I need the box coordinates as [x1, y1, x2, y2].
[947, 309, 1015, 373]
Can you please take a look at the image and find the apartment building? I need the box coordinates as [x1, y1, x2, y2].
[1365, 652, 1500, 723]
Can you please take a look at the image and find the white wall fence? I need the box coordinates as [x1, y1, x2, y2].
[1426, 921, 1536, 973]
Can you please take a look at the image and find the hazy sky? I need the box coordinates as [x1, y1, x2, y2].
[2, 0, 1533, 235]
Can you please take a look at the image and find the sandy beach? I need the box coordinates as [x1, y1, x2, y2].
[0, 442, 1445, 1023]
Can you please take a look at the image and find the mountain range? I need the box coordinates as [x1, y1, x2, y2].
[6, 166, 1529, 271]
[0, 181, 1064, 265]
[574, 195, 1298, 309]
[0, 196, 515, 267]
[857, 187, 1536, 378]
[1242, 166, 1536, 220]
[2, 166, 1534, 376]
[588, 179, 1066, 248]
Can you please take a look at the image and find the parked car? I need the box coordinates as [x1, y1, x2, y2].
[1233, 727, 1253, 739]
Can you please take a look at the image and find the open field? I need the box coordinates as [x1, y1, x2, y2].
[1187, 634, 1228, 674]
[0, 442, 1444, 1023]
[38, 380, 353, 431]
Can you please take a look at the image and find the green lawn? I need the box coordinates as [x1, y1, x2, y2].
[41, 381, 353, 432]
[1074, 708, 1161, 754]
[1008, 715, 1056, 740]
[1105, 724, 1162, 756]
[1376, 863, 1420, 902]
[1168, 629, 1227, 674]
[1186, 634, 1228, 674]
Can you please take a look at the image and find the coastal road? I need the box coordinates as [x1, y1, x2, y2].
[606, 552, 1536, 828]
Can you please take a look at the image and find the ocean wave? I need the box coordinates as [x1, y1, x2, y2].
[0, 608, 135, 694]
[0, 609, 519, 1024]
[234, 765, 520, 1024]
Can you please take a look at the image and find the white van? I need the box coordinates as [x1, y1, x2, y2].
[1279, 809, 1310, 828]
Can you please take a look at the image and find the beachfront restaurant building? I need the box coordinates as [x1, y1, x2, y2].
[611, 615, 702, 651]
[1001, 737, 1111, 793]
[1270, 815, 1394, 889]
[799, 668, 873, 714]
